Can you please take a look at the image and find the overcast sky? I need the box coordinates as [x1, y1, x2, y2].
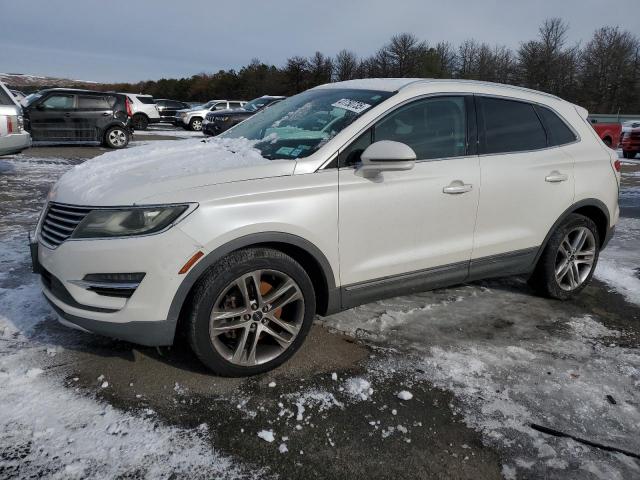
[1, 0, 638, 83]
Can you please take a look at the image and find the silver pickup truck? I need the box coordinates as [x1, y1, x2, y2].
[0, 81, 31, 155]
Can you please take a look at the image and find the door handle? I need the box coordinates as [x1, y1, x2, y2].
[64, 112, 71, 117]
[545, 171, 568, 183]
[443, 181, 473, 194]
[102, 112, 111, 116]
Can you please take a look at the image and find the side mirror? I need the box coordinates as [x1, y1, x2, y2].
[359, 140, 416, 173]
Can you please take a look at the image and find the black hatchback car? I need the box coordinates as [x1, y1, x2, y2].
[22, 88, 132, 148]
[202, 95, 285, 136]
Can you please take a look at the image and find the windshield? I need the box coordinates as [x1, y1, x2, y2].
[220, 88, 393, 160]
[23, 92, 43, 107]
[243, 97, 275, 112]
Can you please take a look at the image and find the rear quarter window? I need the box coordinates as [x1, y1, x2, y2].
[77, 95, 112, 110]
[480, 97, 547, 154]
[136, 96, 156, 104]
[535, 106, 577, 146]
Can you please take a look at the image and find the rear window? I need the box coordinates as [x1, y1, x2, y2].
[480, 97, 547, 154]
[0, 86, 14, 106]
[77, 95, 112, 110]
[136, 96, 155, 104]
[535, 106, 577, 146]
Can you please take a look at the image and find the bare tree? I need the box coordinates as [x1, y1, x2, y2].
[333, 49, 359, 81]
[579, 26, 640, 113]
[308, 51, 333, 86]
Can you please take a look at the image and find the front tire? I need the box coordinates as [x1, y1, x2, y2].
[529, 214, 600, 300]
[103, 126, 130, 149]
[186, 248, 316, 376]
[189, 117, 203, 131]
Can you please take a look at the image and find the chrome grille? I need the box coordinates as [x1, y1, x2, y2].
[206, 112, 215, 121]
[40, 203, 92, 248]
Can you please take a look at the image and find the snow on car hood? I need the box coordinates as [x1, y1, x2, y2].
[50, 137, 295, 206]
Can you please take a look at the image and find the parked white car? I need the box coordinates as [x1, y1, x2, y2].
[0, 81, 31, 155]
[33, 79, 619, 376]
[174, 100, 246, 131]
[120, 93, 160, 130]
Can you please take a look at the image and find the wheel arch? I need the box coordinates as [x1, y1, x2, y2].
[534, 198, 611, 266]
[167, 232, 340, 342]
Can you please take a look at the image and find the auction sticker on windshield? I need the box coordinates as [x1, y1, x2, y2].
[331, 98, 372, 114]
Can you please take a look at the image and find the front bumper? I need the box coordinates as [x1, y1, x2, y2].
[0, 131, 31, 155]
[33, 225, 203, 346]
[202, 121, 231, 136]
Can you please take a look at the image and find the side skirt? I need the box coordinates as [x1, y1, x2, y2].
[338, 247, 539, 312]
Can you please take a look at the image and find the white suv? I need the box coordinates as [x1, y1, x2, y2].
[121, 93, 161, 130]
[33, 79, 620, 376]
[0, 81, 31, 155]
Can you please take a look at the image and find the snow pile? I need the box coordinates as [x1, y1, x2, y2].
[344, 377, 374, 401]
[595, 217, 640, 307]
[397, 391, 413, 401]
[257, 430, 275, 443]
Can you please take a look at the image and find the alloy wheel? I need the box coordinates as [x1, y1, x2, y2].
[554, 226, 596, 291]
[191, 120, 202, 131]
[209, 269, 304, 366]
[108, 129, 127, 147]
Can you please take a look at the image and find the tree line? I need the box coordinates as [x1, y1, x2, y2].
[99, 18, 639, 114]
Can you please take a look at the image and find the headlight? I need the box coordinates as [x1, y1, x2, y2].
[180, 113, 187, 118]
[216, 116, 229, 122]
[72, 205, 190, 239]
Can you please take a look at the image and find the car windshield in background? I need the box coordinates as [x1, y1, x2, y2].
[243, 97, 272, 112]
[220, 89, 393, 160]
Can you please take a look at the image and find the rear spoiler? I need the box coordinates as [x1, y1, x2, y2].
[574, 104, 589, 120]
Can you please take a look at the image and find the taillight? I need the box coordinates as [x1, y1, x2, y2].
[613, 159, 621, 172]
[125, 98, 132, 117]
[6, 116, 14, 134]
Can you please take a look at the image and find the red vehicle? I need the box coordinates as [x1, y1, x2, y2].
[589, 120, 621, 149]
[620, 125, 640, 159]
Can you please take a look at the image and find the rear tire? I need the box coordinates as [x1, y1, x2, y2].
[132, 114, 149, 130]
[528, 214, 600, 300]
[103, 126, 130, 149]
[186, 248, 316, 377]
[623, 150, 636, 159]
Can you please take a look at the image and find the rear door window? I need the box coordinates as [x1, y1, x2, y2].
[535, 105, 577, 146]
[479, 97, 547, 154]
[229, 101, 243, 109]
[41, 94, 75, 110]
[77, 95, 111, 110]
